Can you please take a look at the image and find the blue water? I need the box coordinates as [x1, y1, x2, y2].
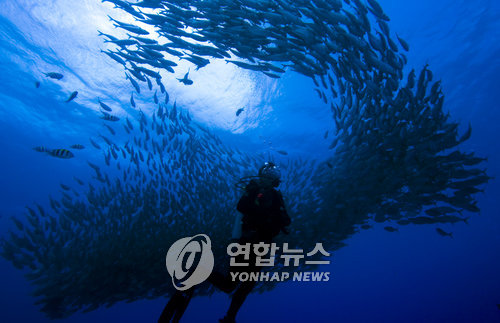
[1, 0, 499, 322]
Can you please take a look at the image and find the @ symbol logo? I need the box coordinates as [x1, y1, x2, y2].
[166, 234, 214, 290]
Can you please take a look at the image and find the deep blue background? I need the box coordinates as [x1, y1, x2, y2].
[0, 0, 499, 322]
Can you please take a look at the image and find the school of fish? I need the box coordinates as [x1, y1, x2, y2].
[0, 0, 491, 318]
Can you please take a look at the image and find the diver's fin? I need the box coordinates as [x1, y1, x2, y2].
[219, 316, 236, 323]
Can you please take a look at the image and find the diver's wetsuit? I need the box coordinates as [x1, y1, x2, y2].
[159, 180, 290, 323]
[208, 179, 290, 322]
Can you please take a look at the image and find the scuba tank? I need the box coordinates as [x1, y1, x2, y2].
[231, 212, 243, 240]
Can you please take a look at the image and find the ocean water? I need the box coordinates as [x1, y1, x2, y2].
[0, 0, 499, 322]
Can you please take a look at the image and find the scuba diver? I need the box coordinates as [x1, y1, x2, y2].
[159, 162, 291, 323]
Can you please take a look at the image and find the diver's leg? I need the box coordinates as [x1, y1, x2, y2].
[172, 288, 194, 322]
[158, 288, 193, 323]
[221, 280, 257, 322]
[221, 239, 263, 323]
[158, 291, 182, 322]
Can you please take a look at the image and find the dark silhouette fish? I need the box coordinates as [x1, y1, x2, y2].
[66, 91, 78, 103]
[108, 15, 149, 35]
[183, 53, 210, 70]
[104, 124, 116, 135]
[101, 49, 126, 65]
[130, 93, 136, 108]
[156, 77, 165, 93]
[89, 138, 101, 150]
[70, 144, 85, 150]
[44, 72, 63, 80]
[361, 224, 372, 230]
[99, 134, 113, 146]
[98, 98, 112, 112]
[165, 91, 169, 105]
[436, 228, 453, 238]
[276, 150, 288, 155]
[35, 81, 40, 88]
[125, 72, 141, 93]
[126, 118, 134, 130]
[396, 33, 409, 51]
[384, 226, 398, 232]
[425, 206, 459, 217]
[73, 177, 84, 185]
[177, 70, 193, 85]
[458, 123, 472, 143]
[236, 108, 244, 116]
[263, 71, 280, 79]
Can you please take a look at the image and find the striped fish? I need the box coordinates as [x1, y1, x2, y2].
[48, 149, 74, 159]
[100, 112, 120, 122]
[70, 144, 85, 149]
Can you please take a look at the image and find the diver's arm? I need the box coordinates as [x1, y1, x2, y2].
[277, 191, 291, 233]
[236, 180, 259, 214]
[280, 209, 291, 235]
